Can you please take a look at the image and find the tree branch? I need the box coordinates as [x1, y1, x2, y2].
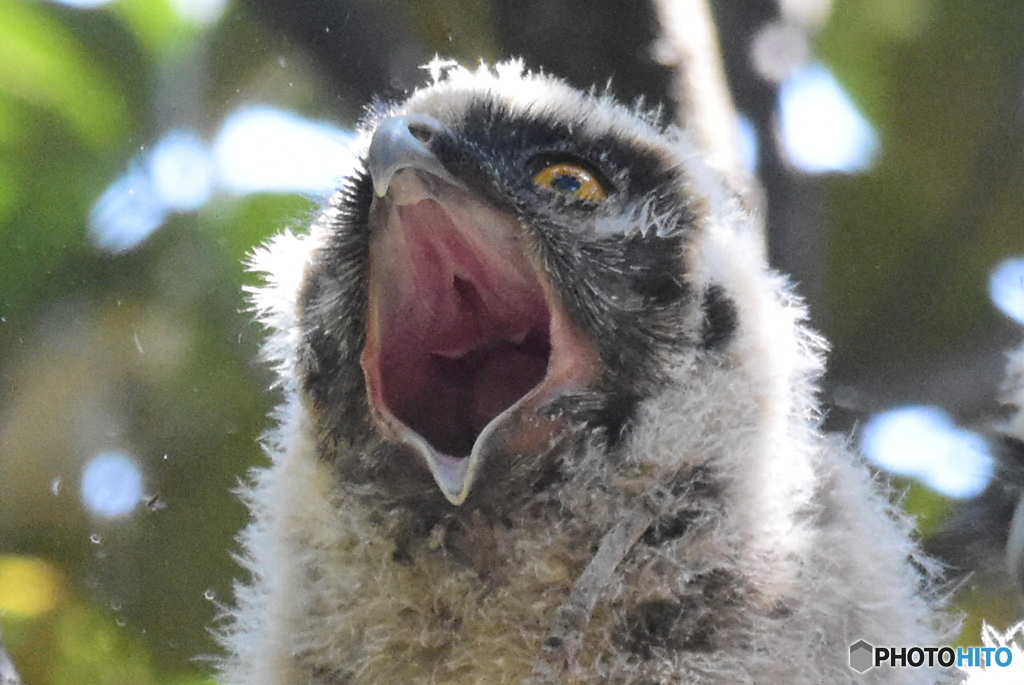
[522, 489, 662, 685]
[652, 0, 744, 183]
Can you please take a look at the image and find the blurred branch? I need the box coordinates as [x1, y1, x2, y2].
[653, 0, 745, 185]
[653, 0, 770, 266]
[704, 0, 831, 315]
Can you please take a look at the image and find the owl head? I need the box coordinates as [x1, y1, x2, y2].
[258, 60, 750, 508]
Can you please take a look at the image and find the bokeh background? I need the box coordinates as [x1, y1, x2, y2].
[0, 0, 1022, 682]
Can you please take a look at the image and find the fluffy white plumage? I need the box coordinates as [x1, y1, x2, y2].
[218, 61, 965, 684]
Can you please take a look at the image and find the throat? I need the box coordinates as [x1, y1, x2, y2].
[367, 197, 553, 459]
[398, 335, 551, 458]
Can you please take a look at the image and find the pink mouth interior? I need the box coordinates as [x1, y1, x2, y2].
[372, 199, 552, 458]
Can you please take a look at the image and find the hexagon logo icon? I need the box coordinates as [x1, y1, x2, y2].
[849, 640, 874, 673]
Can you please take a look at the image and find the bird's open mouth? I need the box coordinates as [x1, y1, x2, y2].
[361, 170, 597, 504]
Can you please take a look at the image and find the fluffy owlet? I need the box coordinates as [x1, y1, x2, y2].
[218, 61, 953, 684]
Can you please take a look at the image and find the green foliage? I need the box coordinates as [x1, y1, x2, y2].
[2, 573, 216, 685]
[0, 0, 129, 149]
[898, 478, 954, 539]
[0, 1, 312, 681]
[818, 0, 1024, 371]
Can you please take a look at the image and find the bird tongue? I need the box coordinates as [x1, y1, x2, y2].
[366, 195, 552, 458]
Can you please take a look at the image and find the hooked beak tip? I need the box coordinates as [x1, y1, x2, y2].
[366, 113, 458, 200]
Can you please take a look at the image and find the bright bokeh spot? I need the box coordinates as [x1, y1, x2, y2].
[169, 0, 228, 26]
[0, 556, 62, 617]
[990, 256, 1024, 325]
[89, 109, 356, 253]
[89, 166, 167, 253]
[45, 0, 114, 8]
[778, 62, 878, 173]
[80, 451, 144, 518]
[148, 129, 215, 211]
[779, 0, 833, 27]
[736, 113, 759, 173]
[213, 106, 357, 196]
[861, 405, 993, 499]
[89, 127, 215, 254]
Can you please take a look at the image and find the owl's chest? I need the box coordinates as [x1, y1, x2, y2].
[282, 451, 749, 685]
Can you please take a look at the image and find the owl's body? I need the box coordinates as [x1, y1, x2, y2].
[219, 62, 951, 684]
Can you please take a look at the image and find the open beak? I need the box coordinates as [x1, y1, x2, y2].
[361, 114, 598, 505]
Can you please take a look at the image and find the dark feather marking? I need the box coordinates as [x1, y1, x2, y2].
[641, 465, 722, 545]
[536, 221, 692, 402]
[616, 569, 742, 659]
[622, 233, 689, 305]
[699, 285, 738, 351]
[298, 170, 375, 454]
[640, 507, 700, 546]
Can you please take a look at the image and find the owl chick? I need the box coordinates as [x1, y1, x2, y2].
[218, 61, 952, 684]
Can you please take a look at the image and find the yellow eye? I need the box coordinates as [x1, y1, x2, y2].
[532, 163, 607, 202]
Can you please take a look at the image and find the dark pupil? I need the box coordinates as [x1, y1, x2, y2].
[550, 173, 582, 194]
